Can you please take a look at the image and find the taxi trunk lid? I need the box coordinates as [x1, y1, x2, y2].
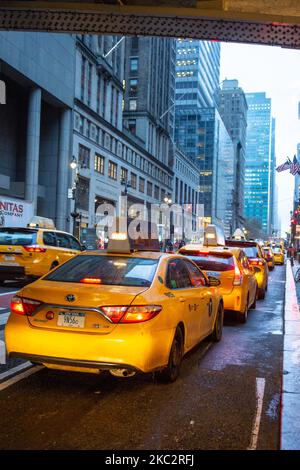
[23, 281, 148, 334]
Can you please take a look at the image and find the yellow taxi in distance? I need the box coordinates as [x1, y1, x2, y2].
[5, 234, 224, 382]
[0, 226, 84, 285]
[225, 240, 268, 300]
[179, 244, 257, 323]
[273, 247, 285, 265]
[262, 246, 275, 270]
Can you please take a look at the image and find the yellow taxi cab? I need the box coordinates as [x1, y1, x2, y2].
[262, 246, 275, 270]
[0, 219, 84, 285]
[225, 239, 268, 299]
[5, 230, 224, 382]
[178, 244, 257, 323]
[273, 246, 285, 265]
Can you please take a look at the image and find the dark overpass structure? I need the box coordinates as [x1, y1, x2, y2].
[1, 1, 300, 48]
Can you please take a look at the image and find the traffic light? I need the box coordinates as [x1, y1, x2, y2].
[291, 217, 297, 225]
[294, 209, 299, 216]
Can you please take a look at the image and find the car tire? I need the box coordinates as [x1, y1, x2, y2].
[158, 327, 184, 383]
[250, 288, 257, 310]
[238, 295, 249, 323]
[209, 303, 223, 342]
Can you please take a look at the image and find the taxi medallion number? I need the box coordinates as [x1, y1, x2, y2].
[57, 312, 85, 328]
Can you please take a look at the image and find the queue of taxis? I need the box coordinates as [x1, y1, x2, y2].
[0, 218, 84, 285]
[5, 227, 224, 383]
[272, 246, 285, 265]
[261, 246, 275, 270]
[225, 239, 269, 299]
[178, 227, 257, 323]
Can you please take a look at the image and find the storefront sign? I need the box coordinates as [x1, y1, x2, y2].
[0, 196, 34, 227]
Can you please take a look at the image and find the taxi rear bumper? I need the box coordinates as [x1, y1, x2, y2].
[0, 265, 26, 280]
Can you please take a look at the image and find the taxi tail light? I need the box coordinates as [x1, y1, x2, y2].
[24, 245, 46, 253]
[11, 296, 42, 316]
[101, 305, 162, 323]
[249, 259, 264, 267]
[233, 266, 243, 286]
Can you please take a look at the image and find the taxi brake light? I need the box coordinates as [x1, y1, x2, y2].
[233, 266, 243, 286]
[24, 245, 46, 253]
[11, 296, 42, 316]
[80, 277, 102, 284]
[101, 305, 162, 323]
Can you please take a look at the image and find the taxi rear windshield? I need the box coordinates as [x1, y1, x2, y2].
[184, 254, 235, 272]
[242, 247, 259, 258]
[44, 255, 158, 287]
[0, 229, 37, 246]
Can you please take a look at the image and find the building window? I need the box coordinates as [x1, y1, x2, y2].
[108, 161, 117, 180]
[81, 56, 86, 101]
[154, 185, 160, 200]
[131, 173, 137, 189]
[78, 144, 90, 169]
[139, 177, 145, 193]
[131, 37, 139, 50]
[129, 79, 138, 94]
[76, 176, 90, 211]
[147, 181, 153, 197]
[128, 119, 136, 134]
[130, 58, 138, 72]
[94, 154, 105, 174]
[129, 99, 137, 111]
[87, 62, 92, 106]
[121, 167, 128, 182]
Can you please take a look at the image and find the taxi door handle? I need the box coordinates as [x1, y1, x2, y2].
[178, 297, 186, 302]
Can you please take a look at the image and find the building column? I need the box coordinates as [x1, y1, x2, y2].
[25, 87, 42, 213]
[56, 108, 72, 231]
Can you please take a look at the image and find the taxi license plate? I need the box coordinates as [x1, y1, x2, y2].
[4, 255, 15, 261]
[57, 312, 85, 328]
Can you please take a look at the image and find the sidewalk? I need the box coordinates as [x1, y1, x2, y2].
[281, 259, 300, 449]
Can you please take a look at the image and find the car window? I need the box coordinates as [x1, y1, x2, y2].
[239, 253, 250, 270]
[44, 255, 158, 287]
[43, 232, 57, 247]
[68, 235, 81, 251]
[183, 254, 235, 272]
[166, 259, 192, 289]
[56, 233, 71, 248]
[0, 229, 36, 246]
[184, 260, 207, 287]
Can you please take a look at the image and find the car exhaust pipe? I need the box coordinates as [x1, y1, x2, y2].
[109, 368, 136, 378]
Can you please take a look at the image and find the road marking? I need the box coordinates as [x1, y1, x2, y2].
[0, 339, 5, 364]
[0, 365, 43, 391]
[0, 312, 9, 326]
[0, 361, 33, 381]
[248, 377, 266, 450]
[0, 291, 18, 297]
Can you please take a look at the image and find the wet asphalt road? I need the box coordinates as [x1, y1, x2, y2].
[0, 266, 285, 450]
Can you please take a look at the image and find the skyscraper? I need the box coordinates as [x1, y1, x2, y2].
[217, 79, 248, 229]
[244, 92, 273, 235]
[174, 39, 235, 236]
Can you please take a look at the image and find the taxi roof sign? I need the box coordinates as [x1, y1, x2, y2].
[27, 216, 55, 229]
[232, 228, 246, 241]
[107, 218, 160, 253]
[203, 225, 225, 247]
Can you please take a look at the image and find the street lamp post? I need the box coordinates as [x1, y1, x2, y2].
[164, 196, 174, 245]
[69, 156, 82, 239]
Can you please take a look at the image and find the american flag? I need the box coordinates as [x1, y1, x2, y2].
[276, 158, 291, 172]
[290, 155, 300, 175]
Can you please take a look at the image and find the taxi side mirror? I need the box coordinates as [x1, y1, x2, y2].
[208, 276, 221, 287]
[80, 244, 86, 251]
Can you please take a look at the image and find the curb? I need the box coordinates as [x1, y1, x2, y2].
[280, 261, 300, 449]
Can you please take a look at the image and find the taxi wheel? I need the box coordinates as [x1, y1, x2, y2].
[159, 327, 183, 383]
[250, 288, 258, 310]
[210, 303, 223, 342]
[238, 296, 249, 323]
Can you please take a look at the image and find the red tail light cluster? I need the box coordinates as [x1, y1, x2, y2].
[233, 265, 243, 286]
[249, 259, 264, 267]
[24, 245, 46, 253]
[11, 296, 42, 316]
[101, 305, 162, 324]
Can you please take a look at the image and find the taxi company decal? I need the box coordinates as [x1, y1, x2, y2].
[0, 197, 34, 227]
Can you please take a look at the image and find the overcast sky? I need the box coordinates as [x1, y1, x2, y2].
[220, 42, 300, 236]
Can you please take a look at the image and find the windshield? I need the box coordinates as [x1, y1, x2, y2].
[0, 229, 37, 246]
[44, 255, 159, 287]
[182, 254, 235, 272]
[242, 247, 259, 258]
